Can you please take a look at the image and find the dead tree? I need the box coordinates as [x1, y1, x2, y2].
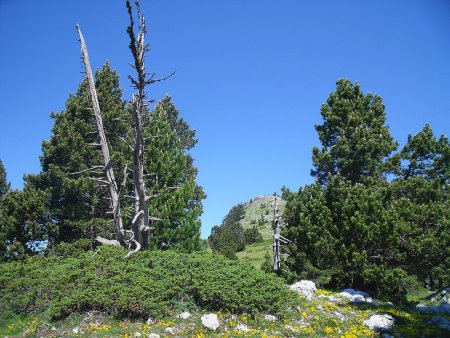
[125, 0, 173, 252]
[75, 1, 172, 256]
[272, 193, 291, 272]
[76, 24, 126, 246]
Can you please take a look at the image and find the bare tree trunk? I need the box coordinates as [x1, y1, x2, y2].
[76, 24, 125, 244]
[273, 193, 281, 271]
[126, 0, 151, 250]
[272, 193, 291, 272]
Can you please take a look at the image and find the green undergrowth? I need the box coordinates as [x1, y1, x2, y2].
[1, 292, 448, 337]
[0, 247, 296, 321]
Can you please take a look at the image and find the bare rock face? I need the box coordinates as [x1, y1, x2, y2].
[363, 314, 394, 331]
[289, 280, 317, 299]
[201, 313, 220, 331]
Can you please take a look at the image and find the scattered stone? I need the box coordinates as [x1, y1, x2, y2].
[363, 314, 394, 331]
[284, 324, 299, 333]
[290, 280, 317, 299]
[235, 323, 250, 332]
[147, 334, 160, 338]
[201, 313, 220, 331]
[416, 302, 450, 314]
[51, 327, 56, 331]
[430, 316, 450, 331]
[342, 288, 369, 298]
[333, 311, 345, 321]
[164, 327, 176, 334]
[365, 297, 380, 305]
[146, 317, 155, 325]
[339, 288, 379, 304]
[134, 333, 142, 337]
[177, 311, 192, 319]
[318, 294, 340, 302]
[264, 314, 278, 321]
[431, 288, 450, 304]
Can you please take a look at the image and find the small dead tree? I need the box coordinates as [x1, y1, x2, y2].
[272, 193, 291, 272]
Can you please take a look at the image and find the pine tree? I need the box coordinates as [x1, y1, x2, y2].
[0, 159, 10, 197]
[26, 63, 129, 248]
[0, 187, 51, 261]
[285, 80, 408, 300]
[312, 79, 398, 185]
[392, 124, 450, 288]
[145, 97, 205, 251]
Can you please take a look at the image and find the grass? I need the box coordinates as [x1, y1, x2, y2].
[235, 195, 286, 268]
[236, 239, 272, 268]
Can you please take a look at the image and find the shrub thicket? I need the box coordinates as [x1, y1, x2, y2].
[0, 246, 295, 320]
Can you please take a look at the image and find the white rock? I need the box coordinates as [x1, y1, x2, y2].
[177, 311, 192, 319]
[416, 302, 450, 314]
[72, 327, 80, 334]
[365, 297, 380, 305]
[284, 324, 299, 332]
[201, 313, 220, 331]
[264, 314, 278, 321]
[147, 334, 160, 338]
[333, 311, 345, 321]
[342, 288, 369, 298]
[339, 288, 379, 304]
[235, 323, 250, 332]
[318, 294, 340, 302]
[134, 333, 142, 337]
[363, 314, 394, 331]
[289, 280, 317, 299]
[146, 317, 155, 325]
[164, 327, 176, 334]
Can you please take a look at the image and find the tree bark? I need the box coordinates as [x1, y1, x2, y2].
[76, 24, 125, 244]
[127, 0, 151, 250]
[273, 193, 281, 271]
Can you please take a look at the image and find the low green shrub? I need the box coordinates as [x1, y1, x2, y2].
[0, 246, 295, 320]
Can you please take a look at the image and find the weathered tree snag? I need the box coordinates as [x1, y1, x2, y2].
[272, 193, 291, 272]
[126, 0, 151, 251]
[76, 24, 126, 245]
[273, 193, 281, 271]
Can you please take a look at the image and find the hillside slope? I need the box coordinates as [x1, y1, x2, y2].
[236, 195, 286, 268]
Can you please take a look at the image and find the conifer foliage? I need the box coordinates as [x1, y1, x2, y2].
[284, 79, 449, 301]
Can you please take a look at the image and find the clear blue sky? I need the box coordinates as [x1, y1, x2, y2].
[1, 0, 449, 238]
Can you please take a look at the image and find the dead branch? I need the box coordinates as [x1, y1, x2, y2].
[95, 236, 120, 246]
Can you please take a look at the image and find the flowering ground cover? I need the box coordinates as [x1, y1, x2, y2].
[1, 288, 448, 337]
